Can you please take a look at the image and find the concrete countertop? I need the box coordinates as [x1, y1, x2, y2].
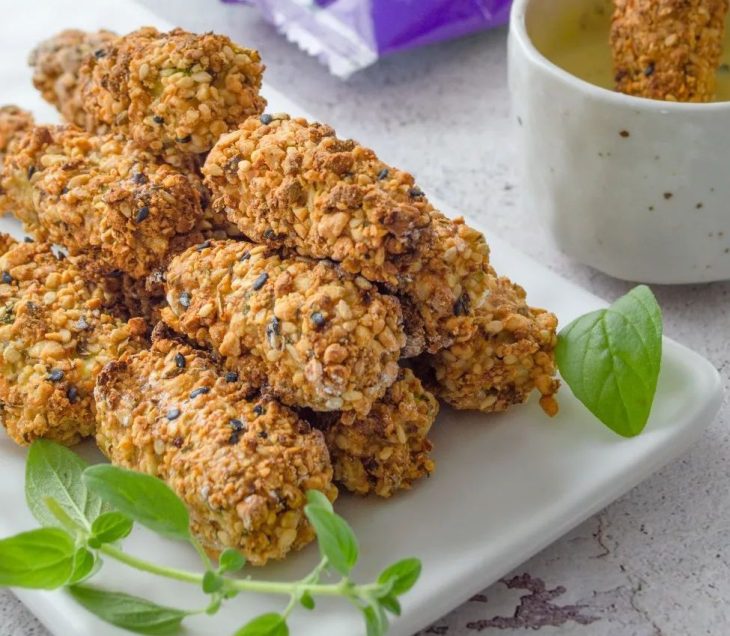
[3, 2, 728, 634]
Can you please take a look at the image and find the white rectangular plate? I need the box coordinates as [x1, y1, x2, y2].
[0, 1, 723, 635]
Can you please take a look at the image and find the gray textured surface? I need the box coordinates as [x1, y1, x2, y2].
[3, 1, 728, 634]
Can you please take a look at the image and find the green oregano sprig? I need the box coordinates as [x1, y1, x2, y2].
[1, 440, 421, 636]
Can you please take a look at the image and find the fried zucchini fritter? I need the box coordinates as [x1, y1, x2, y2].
[94, 331, 337, 565]
[163, 240, 405, 415]
[0, 236, 146, 446]
[0, 106, 33, 164]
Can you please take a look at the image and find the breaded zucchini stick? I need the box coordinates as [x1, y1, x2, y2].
[1, 125, 204, 278]
[0, 236, 146, 446]
[30, 27, 265, 161]
[94, 331, 337, 565]
[311, 368, 437, 498]
[203, 115, 433, 286]
[427, 272, 559, 415]
[611, 0, 729, 102]
[29, 29, 117, 128]
[163, 240, 405, 415]
[0, 106, 33, 162]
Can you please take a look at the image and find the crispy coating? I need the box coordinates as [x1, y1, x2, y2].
[203, 115, 433, 286]
[611, 0, 729, 102]
[0, 106, 33, 163]
[1, 125, 205, 278]
[311, 368, 437, 497]
[426, 272, 559, 415]
[94, 332, 337, 565]
[163, 240, 405, 414]
[78, 27, 265, 161]
[0, 237, 146, 446]
[29, 29, 118, 127]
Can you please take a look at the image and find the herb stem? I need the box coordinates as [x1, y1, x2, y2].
[99, 544, 203, 585]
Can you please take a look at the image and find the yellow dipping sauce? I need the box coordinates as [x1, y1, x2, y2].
[534, 0, 730, 102]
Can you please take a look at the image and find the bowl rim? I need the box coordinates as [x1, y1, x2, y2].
[509, 0, 730, 112]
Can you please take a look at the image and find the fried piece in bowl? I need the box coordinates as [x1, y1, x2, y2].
[203, 115, 433, 286]
[1, 125, 204, 278]
[310, 368, 437, 498]
[163, 240, 405, 415]
[611, 0, 729, 102]
[0, 237, 146, 446]
[94, 329, 337, 565]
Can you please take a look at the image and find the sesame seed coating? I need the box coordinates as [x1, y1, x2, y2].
[202, 115, 433, 286]
[162, 240, 405, 414]
[611, 0, 728, 102]
[426, 272, 559, 415]
[312, 368, 437, 498]
[78, 27, 266, 160]
[0, 237, 146, 446]
[1, 125, 205, 278]
[94, 332, 337, 565]
[28, 29, 118, 128]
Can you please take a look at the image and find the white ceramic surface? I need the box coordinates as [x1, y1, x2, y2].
[0, 1, 724, 635]
[508, 0, 730, 284]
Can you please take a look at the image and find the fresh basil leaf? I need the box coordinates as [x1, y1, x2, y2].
[556, 285, 663, 437]
[83, 466, 189, 541]
[89, 512, 133, 547]
[300, 591, 315, 610]
[202, 570, 223, 594]
[67, 548, 96, 585]
[0, 528, 75, 588]
[68, 585, 189, 635]
[304, 504, 358, 576]
[305, 489, 333, 513]
[234, 612, 289, 636]
[26, 441, 109, 530]
[377, 558, 422, 596]
[379, 594, 401, 616]
[218, 548, 246, 573]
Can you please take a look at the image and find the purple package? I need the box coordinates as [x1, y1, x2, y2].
[223, 0, 512, 78]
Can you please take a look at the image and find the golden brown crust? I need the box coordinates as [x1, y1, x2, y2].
[0, 106, 34, 163]
[163, 240, 405, 415]
[312, 368, 437, 497]
[1, 125, 205, 278]
[426, 272, 559, 415]
[611, 0, 729, 102]
[94, 333, 337, 565]
[203, 115, 433, 286]
[79, 27, 266, 161]
[29, 29, 118, 127]
[0, 237, 147, 446]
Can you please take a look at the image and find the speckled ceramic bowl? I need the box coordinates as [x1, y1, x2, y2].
[508, 0, 730, 284]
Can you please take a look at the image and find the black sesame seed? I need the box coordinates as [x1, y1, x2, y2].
[229, 418, 246, 431]
[176, 135, 192, 144]
[267, 317, 280, 338]
[107, 269, 123, 278]
[166, 408, 181, 421]
[259, 113, 273, 125]
[179, 292, 191, 308]
[409, 187, 424, 198]
[23, 237, 33, 243]
[94, 49, 106, 59]
[131, 172, 148, 185]
[225, 371, 239, 383]
[253, 404, 264, 416]
[48, 369, 64, 382]
[172, 436, 184, 448]
[1, 272, 12, 284]
[251, 272, 268, 291]
[258, 430, 268, 439]
[61, 186, 69, 195]
[262, 228, 276, 240]
[239, 251, 251, 262]
[153, 115, 165, 124]
[196, 240, 212, 252]
[66, 386, 79, 404]
[27, 166, 36, 179]
[453, 293, 470, 316]
[175, 352, 186, 368]
[377, 168, 389, 180]
[310, 311, 326, 328]
[189, 387, 210, 399]
[135, 206, 150, 223]
[228, 431, 241, 445]
[644, 62, 655, 77]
